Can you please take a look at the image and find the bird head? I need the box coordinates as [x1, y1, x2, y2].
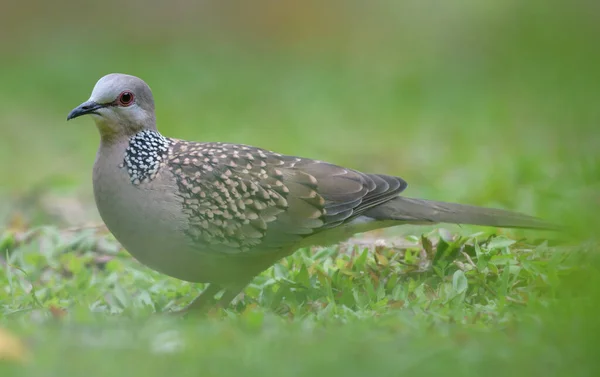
[67, 73, 157, 140]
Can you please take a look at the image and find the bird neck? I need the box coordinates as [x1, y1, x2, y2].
[122, 130, 171, 185]
[94, 116, 158, 145]
[96, 128, 171, 186]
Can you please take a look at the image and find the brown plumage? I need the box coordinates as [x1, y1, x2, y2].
[67, 73, 556, 313]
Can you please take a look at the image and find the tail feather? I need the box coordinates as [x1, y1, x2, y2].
[365, 196, 557, 230]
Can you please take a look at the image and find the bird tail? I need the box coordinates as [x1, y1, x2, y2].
[365, 196, 557, 230]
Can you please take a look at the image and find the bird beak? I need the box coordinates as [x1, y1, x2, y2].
[67, 101, 104, 120]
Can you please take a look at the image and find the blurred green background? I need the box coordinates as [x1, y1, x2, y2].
[1, 0, 598, 230]
[1, 0, 599, 375]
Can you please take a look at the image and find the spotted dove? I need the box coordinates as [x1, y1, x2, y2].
[67, 73, 554, 313]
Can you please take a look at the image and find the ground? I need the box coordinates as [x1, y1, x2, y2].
[0, 1, 599, 376]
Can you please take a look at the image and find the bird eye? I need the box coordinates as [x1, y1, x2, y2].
[118, 91, 134, 106]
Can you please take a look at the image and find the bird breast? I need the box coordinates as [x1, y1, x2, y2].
[92, 141, 211, 282]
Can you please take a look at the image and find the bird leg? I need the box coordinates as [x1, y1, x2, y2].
[170, 283, 246, 316]
[169, 283, 224, 316]
[214, 287, 244, 309]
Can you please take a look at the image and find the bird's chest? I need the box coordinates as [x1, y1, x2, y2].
[92, 145, 190, 272]
[94, 163, 157, 234]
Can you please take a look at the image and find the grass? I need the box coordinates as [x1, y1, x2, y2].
[1, 225, 569, 318]
[0, 224, 597, 376]
[1, 1, 600, 375]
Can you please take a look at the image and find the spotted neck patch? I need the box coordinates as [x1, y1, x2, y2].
[123, 130, 171, 185]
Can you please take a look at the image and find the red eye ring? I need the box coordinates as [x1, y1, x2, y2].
[118, 91, 135, 107]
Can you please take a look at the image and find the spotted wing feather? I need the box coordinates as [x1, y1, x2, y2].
[166, 140, 407, 254]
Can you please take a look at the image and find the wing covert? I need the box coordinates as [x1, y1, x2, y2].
[165, 140, 407, 254]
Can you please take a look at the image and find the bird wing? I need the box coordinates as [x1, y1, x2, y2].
[166, 140, 407, 254]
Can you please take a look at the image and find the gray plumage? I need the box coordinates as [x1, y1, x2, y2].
[67, 73, 555, 313]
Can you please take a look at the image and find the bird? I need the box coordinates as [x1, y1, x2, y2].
[67, 73, 555, 314]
